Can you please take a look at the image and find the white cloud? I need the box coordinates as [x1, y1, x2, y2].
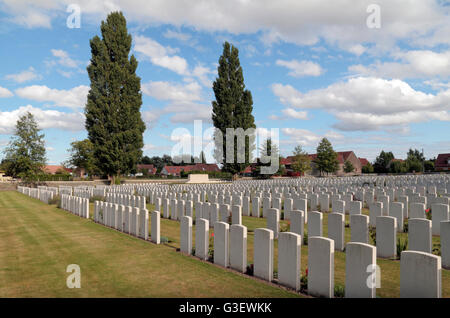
[0, 105, 85, 134]
[281, 108, 308, 120]
[134, 35, 188, 75]
[5, 67, 41, 83]
[281, 128, 343, 147]
[164, 29, 192, 42]
[15, 85, 89, 109]
[141, 80, 211, 123]
[50, 49, 79, 68]
[164, 101, 212, 123]
[190, 65, 215, 88]
[349, 50, 450, 79]
[4, 1, 450, 51]
[272, 77, 450, 131]
[276, 59, 324, 77]
[0, 86, 13, 98]
[141, 81, 202, 102]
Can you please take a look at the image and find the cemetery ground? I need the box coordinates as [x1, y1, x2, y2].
[2, 191, 449, 298]
[0, 191, 298, 298]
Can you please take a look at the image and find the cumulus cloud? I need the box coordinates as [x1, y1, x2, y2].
[50, 49, 80, 68]
[141, 81, 202, 102]
[3, 1, 450, 51]
[272, 77, 450, 131]
[281, 127, 344, 147]
[276, 59, 324, 77]
[349, 50, 450, 79]
[0, 105, 84, 134]
[5, 67, 41, 83]
[281, 108, 308, 120]
[141, 80, 211, 124]
[134, 35, 189, 75]
[15, 85, 89, 109]
[0, 86, 13, 98]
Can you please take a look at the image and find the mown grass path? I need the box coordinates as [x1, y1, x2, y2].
[0, 191, 299, 298]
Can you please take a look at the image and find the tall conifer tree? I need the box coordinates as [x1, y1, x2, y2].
[85, 12, 145, 183]
[212, 42, 256, 177]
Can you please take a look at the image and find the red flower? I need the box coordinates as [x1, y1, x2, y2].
[305, 267, 308, 276]
[426, 208, 431, 213]
[211, 233, 214, 237]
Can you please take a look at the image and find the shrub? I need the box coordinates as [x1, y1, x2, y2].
[48, 195, 61, 207]
[403, 220, 409, 233]
[425, 208, 432, 220]
[300, 274, 308, 293]
[334, 284, 345, 298]
[369, 226, 376, 245]
[245, 264, 254, 276]
[90, 195, 105, 203]
[279, 222, 289, 233]
[208, 247, 214, 262]
[397, 236, 408, 259]
[432, 243, 441, 256]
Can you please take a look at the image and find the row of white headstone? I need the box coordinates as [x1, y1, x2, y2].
[93, 201, 151, 241]
[105, 193, 147, 209]
[178, 216, 443, 298]
[18, 186, 54, 204]
[60, 194, 90, 219]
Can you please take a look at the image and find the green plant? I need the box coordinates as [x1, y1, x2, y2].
[425, 208, 432, 220]
[334, 284, 345, 298]
[432, 243, 441, 256]
[48, 195, 61, 207]
[160, 236, 169, 244]
[245, 264, 254, 276]
[397, 236, 408, 259]
[369, 226, 376, 245]
[300, 274, 308, 293]
[90, 195, 105, 203]
[208, 247, 214, 262]
[403, 220, 408, 233]
[280, 222, 289, 232]
[303, 231, 308, 245]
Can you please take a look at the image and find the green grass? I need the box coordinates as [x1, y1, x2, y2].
[148, 203, 450, 298]
[0, 191, 299, 298]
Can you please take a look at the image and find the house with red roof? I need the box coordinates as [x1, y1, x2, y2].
[358, 157, 370, 167]
[281, 151, 362, 176]
[42, 165, 72, 175]
[435, 153, 450, 171]
[160, 163, 220, 177]
[137, 164, 157, 175]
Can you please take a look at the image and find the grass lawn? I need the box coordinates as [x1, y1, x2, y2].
[0, 191, 299, 298]
[146, 202, 450, 298]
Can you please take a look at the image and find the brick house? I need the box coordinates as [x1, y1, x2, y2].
[161, 163, 220, 177]
[282, 151, 362, 176]
[42, 165, 72, 175]
[435, 153, 450, 171]
[136, 164, 158, 175]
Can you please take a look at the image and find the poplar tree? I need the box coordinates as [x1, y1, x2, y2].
[212, 42, 256, 177]
[85, 12, 145, 184]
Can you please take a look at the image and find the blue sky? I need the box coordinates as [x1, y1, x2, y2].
[0, 0, 449, 165]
